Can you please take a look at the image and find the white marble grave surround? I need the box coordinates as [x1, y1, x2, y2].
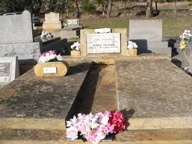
[87, 33, 121, 53]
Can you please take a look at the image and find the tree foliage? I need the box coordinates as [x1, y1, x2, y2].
[0, 0, 72, 15]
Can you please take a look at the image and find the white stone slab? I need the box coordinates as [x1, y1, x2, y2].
[0, 57, 20, 84]
[87, 33, 121, 53]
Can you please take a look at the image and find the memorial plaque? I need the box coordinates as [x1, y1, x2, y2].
[0, 57, 20, 84]
[0, 62, 11, 76]
[87, 33, 121, 53]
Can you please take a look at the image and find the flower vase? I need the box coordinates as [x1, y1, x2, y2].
[71, 51, 80, 57]
[128, 48, 137, 56]
[34, 61, 69, 77]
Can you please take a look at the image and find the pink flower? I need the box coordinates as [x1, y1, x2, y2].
[85, 129, 103, 144]
[102, 123, 114, 134]
[66, 126, 78, 140]
[66, 110, 126, 143]
[48, 50, 56, 55]
[109, 111, 126, 133]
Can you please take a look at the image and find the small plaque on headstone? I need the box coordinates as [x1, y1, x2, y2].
[0, 62, 10, 76]
[87, 33, 121, 53]
[0, 57, 20, 84]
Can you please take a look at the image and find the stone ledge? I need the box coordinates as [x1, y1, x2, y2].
[0, 129, 192, 143]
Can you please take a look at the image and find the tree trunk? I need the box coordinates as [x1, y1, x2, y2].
[174, 0, 177, 16]
[106, 0, 113, 18]
[146, 0, 152, 18]
[73, 0, 80, 18]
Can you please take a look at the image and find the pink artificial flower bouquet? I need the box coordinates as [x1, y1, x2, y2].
[66, 110, 126, 144]
[38, 50, 63, 63]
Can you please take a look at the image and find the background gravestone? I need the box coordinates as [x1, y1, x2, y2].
[129, 19, 162, 41]
[54, 19, 82, 39]
[66, 19, 80, 28]
[129, 19, 171, 55]
[43, 12, 61, 30]
[0, 10, 34, 43]
[0, 10, 40, 64]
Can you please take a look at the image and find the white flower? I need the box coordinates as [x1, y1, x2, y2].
[71, 42, 80, 51]
[127, 41, 138, 49]
[179, 30, 192, 50]
[180, 30, 192, 42]
[40, 31, 54, 41]
[57, 54, 63, 61]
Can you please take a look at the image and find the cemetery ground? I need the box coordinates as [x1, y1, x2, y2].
[1, 4, 192, 144]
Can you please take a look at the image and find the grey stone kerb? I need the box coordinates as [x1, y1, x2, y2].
[0, 10, 34, 43]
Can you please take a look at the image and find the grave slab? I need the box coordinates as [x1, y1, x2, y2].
[0, 61, 92, 130]
[115, 59, 192, 130]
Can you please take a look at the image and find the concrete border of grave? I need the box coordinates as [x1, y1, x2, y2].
[0, 56, 20, 86]
[80, 28, 127, 56]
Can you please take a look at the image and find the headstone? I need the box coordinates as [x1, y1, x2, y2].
[54, 19, 82, 39]
[0, 10, 34, 43]
[129, 19, 162, 41]
[66, 19, 80, 28]
[129, 19, 171, 55]
[43, 12, 61, 30]
[80, 28, 127, 56]
[0, 10, 40, 65]
[0, 56, 20, 86]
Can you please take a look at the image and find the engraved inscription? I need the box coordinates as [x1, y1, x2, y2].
[87, 33, 121, 53]
[0, 62, 11, 76]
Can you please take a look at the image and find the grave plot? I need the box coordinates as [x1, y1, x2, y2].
[0, 61, 92, 131]
[115, 58, 192, 130]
